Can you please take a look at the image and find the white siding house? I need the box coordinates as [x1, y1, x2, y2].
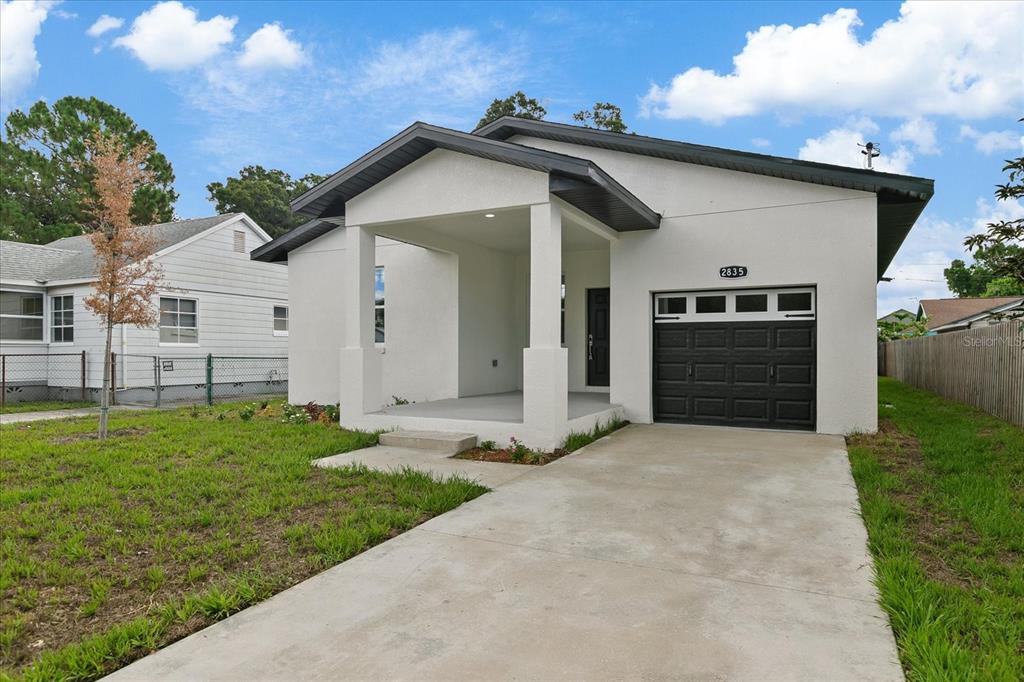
[0, 214, 288, 404]
[255, 119, 933, 449]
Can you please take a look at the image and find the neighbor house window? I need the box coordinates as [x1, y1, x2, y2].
[51, 295, 74, 343]
[159, 297, 198, 344]
[233, 230, 246, 254]
[273, 305, 288, 335]
[0, 290, 44, 342]
[374, 266, 385, 343]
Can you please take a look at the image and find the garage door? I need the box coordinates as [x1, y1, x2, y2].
[652, 287, 816, 430]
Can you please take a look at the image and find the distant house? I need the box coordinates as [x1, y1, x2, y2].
[0, 214, 288, 403]
[878, 308, 914, 324]
[917, 296, 1024, 334]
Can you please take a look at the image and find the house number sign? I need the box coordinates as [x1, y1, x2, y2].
[719, 265, 748, 279]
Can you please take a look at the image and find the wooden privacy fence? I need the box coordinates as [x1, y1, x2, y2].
[880, 321, 1024, 427]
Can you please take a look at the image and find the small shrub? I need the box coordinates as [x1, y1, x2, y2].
[508, 436, 530, 463]
[479, 439, 496, 451]
[239, 403, 257, 422]
[281, 402, 311, 424]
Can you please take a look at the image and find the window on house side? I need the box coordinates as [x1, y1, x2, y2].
[159, 297, 198, 344]
[0, 290, 44, 341]
[273, 306, 288, 334]
[51, 295, 74, 343]
[374, 266, 385, 343]
[233, 230, 246, 253]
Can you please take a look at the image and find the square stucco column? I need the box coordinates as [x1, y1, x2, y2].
[523, 202, 568, 445]
[339, 225, 382, 418]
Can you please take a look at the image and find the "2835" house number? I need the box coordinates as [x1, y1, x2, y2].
[719, 265, 748, 279]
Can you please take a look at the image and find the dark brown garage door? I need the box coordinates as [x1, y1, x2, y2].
[653, 320, 816, 430]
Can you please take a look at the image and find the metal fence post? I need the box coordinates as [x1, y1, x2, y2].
[153, 356, 162, 408]
[206, 354, 213, 406]
[110, 352, 117, 406]
[81, 350, 87, 401]
[1, 355, 5, 411]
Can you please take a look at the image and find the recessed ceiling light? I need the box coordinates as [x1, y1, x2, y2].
[484, 213, 496, 218]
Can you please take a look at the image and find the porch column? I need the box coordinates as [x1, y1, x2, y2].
[339, 225, 382, 417]
[523, 202, 568, 441]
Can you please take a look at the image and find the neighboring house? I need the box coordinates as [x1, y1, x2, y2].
[878, 308, 914, 324]
[0, 214, 288, 403]
[918, 296, 1024, 334]
[253, 118, 933, 448]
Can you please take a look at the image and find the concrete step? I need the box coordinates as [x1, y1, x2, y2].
[378, 430, 477, 454]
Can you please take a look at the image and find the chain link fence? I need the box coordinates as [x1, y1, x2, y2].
[1, 352, 287, 408]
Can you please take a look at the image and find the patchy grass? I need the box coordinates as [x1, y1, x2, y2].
[847, 378, 1024, 681]
[0, 401, 94, 415]
[454, 417, 629, 465]
[0, 402, 487, 680]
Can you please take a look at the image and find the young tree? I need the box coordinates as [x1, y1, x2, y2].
[476, 91, 547, 129]
[1, 96, 176, 244]
[963, 131, 1023, 286]
[206, 166, 327, 238]
[572, 102, 629, 133]
[81, 134, 164, 439]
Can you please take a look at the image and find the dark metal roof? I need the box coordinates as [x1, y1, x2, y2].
[290, 122, 659, 227]
[249, 218, 342, 263]
[475, 117, 935, 278]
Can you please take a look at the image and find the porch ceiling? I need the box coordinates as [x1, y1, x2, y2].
[374, 206, 609, 254]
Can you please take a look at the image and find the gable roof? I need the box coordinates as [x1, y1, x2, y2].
[878, 308, 914, 323]
[475, 117, 935, 279]
[917, 297, 1024, 330]
[0, 214, 244, 284]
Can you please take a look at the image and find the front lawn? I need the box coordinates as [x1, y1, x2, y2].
[0, 400, 94, 415]
[0, 402, 487, 680]
[848, 378, 1024, 681]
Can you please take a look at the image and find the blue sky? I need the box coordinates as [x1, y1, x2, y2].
[2, 0, 1022, 315]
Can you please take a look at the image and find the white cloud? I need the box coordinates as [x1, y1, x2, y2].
[750, 137, 771, 148]
[355, 29, 520, 103]
[87, 14, 124, 38]
[114, 1, 236, 71]
[799, 117, 914, 174]
[890, 117, 938, 155]
[0, 0, 55, 105]
[959, 125, 1024, 155]
[641, 2, 1024, 123]
[237, 23, 305, 70]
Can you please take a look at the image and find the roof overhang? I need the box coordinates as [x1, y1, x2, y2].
[475, 117, 935, 280]
[253, 123, 660, 263]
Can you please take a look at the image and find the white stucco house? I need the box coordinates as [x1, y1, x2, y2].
[253, 118, 933, 448]
[0, 213, 289, 404]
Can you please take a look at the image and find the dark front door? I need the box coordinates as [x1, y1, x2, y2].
[652, 320, 816, 430]
[587, 288, 610, 387]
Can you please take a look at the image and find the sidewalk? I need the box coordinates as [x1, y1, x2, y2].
[0, 405, 137, 425]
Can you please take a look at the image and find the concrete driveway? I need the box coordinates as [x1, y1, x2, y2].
[109, 424, 901, 681]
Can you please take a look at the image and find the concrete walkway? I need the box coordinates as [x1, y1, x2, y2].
[313, 444, 532, 488]
[0, 403, 141, 419]
[108, 424, 901, 681]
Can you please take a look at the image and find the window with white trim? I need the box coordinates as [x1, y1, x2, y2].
[374, 266, 385, 343]
[273, 305, 288, 335]
[0, 290, 44, 341]
[654, 287, 815, 323]
[51, 295, 74, 343]
[159, 297, 198, 344]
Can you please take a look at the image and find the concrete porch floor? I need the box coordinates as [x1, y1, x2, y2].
[374, 390, 614, 423]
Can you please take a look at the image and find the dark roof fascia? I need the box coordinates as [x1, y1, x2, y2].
[474, 117, 935, 200]
[288, 122, 660, 231]
[250, 218, 340, 263]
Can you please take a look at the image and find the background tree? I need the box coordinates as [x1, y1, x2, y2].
[963, 125, 1023, 286]
[878, 312, 927, 342]
[206, 166, 327, 239]
[981, 276, 1024, 297]
[476, 91, 547, 129]
[943, 243, 1024, 297]
[81, 134, 164, 439]
[572, 102, 628, 133]
[1, 96, 177, 244]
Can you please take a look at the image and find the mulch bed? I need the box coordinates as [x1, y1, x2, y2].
[453, 447, 569, 466]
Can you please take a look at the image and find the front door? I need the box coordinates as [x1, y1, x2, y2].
[587, 288, 610, 387]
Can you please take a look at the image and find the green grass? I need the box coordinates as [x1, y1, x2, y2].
[0, 400, 94, 415]
[561, 416, 629, 453]
[0, 402, 487, 680]
[848, 378, 1024, 681]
